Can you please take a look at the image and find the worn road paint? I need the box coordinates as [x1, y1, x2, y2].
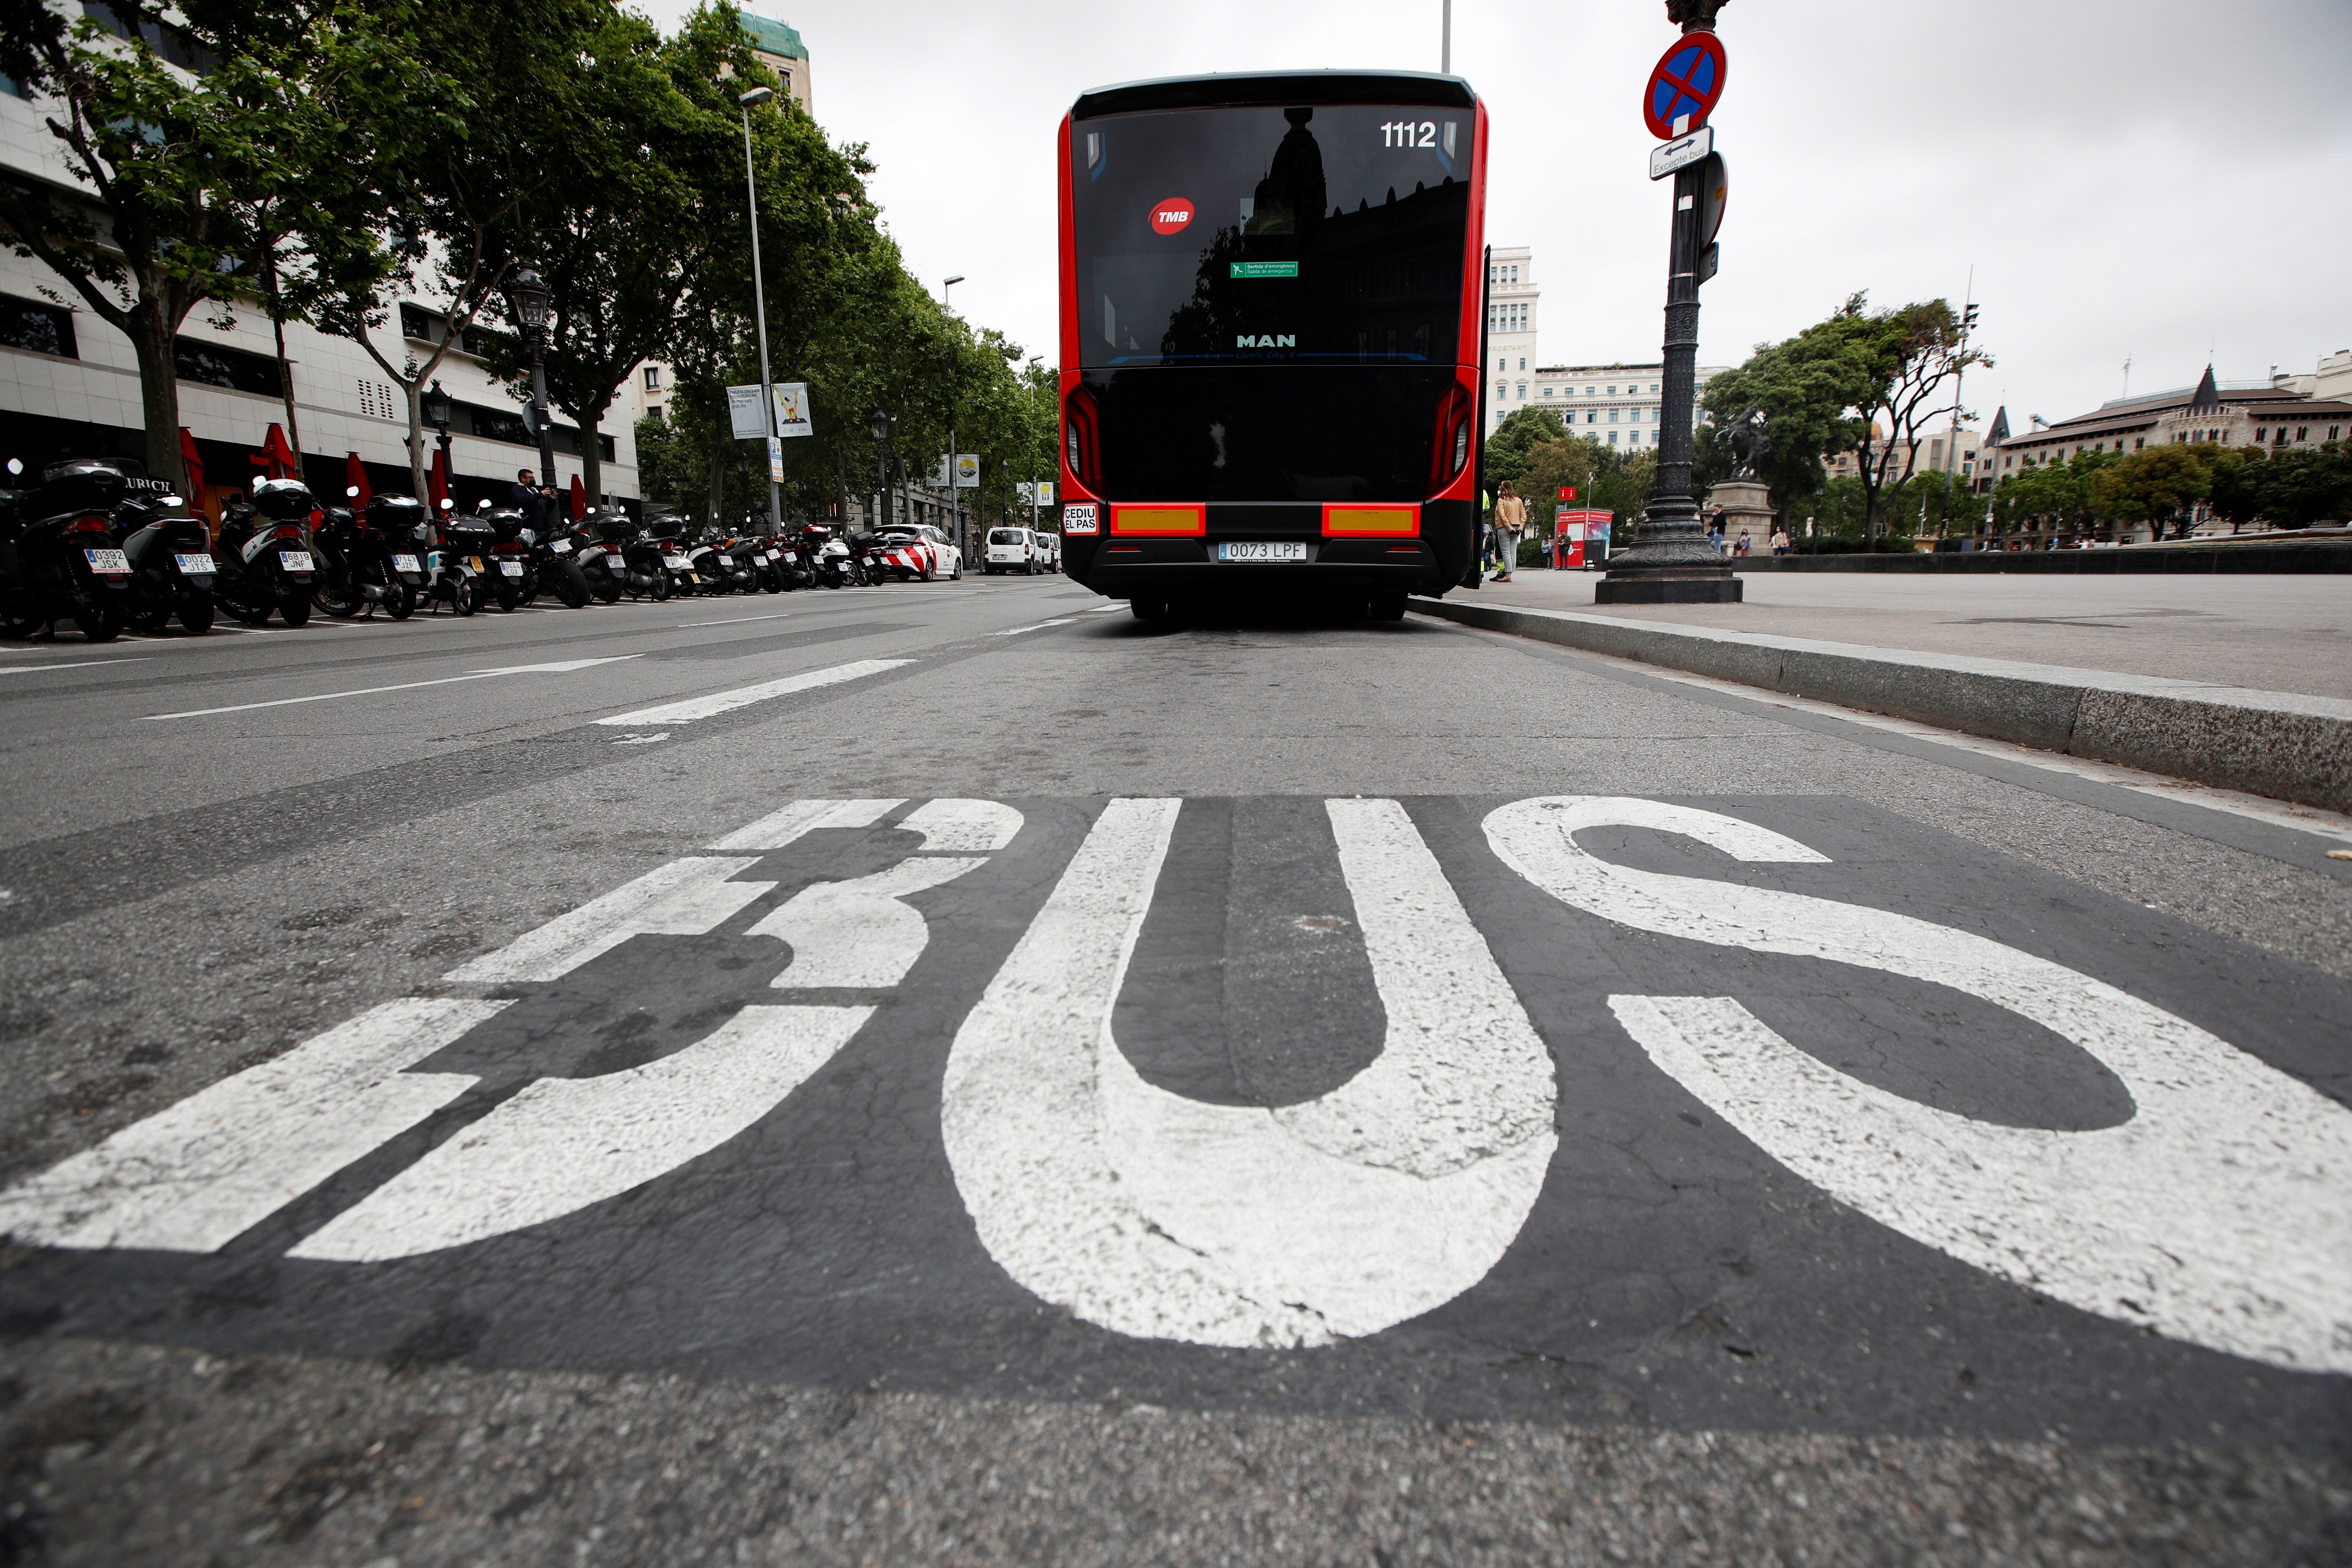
[142, 657, 641, 720]
[897, 798, 1024, 853]
[941, 797, 1556, 1348]
[288, 1005, 874, 1261]
[444, 857, 769, 984]
[1486, 795, 2352, 1375]
[0, 998, 506, 1252]
[591, 658, 913, 727]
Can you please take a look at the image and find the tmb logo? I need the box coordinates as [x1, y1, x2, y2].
[1236, 334, 1296, 349]
[1148, 197, 1194, 236]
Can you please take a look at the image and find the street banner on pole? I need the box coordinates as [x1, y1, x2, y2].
[772, 383, 812, 438]
[954, 454, 980, 488]
[1036, 481, 1054, 508]
[767, 436, 785, 484]
[726, 385, 767, 440]
[929, 456, 951, 488]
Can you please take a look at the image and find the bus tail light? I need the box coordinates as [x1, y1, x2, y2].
[1063, 385, 1101, 491]
[1430, 383, 1473, 491]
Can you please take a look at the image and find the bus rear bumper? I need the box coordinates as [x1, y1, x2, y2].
[1066, 499, 1476, 600]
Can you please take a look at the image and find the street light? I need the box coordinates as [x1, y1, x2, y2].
[869, 407, 895, 531]
[942, 275, 965, 554]
[738, 85, 785, 537]
[502, 266, 557, 485]
[422, 378, 454, 505]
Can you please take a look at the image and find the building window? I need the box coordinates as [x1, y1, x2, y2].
[2297, 427, 2309, 442]
[1497, 382, 1507, 398]
[2135, 438, 2144, 450]
[647, 404, 664, 422]
[1609, 409, 1619, 423]
[2332, 426, 2343, 441]
[1497, 356, 1507, 371]
[1608, 432, 1617, 445]
[643, 366, 662, 389]
[1518, 357, 1526, 371]
[0, 294, 77, 358]
[1608, 385, 1617, 395]
[1587, 411, 1596, 425]
[1516, 384, 1526, 399]
[1543, 387, 1553, 397]
[175, 336, 283, 398]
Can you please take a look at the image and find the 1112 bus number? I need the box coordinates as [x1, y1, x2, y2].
[1381, 120, 1439, 149]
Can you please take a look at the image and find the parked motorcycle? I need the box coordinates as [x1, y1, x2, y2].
[111, 482, 217, 634]
[532, 518, 604, 607]
[426, 506, 499, 616]
[475, 507, 535, 611]
[0, 457, 138, 641]
[214, 477, 320, 627]
[313, 487, 419, 620]
[643, 533, 703, 597]
[805, 526, 859, 589]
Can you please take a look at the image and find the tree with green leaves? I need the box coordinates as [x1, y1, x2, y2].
[1483, 408, 1567, 496]
[0, 0, 412, 490]
[1704, 292, 1989, 545]
[2089, 444, 2210, 538]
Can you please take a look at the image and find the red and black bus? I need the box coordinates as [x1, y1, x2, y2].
[1055, 71, 1486, 618]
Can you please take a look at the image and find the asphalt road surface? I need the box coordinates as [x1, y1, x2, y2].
[1, 575, 2347, 1567]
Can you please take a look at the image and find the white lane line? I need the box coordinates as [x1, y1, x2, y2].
[677, 612, 795, 628]
[0, 659, 151, 676]
[592, 657, 912, 727]
[141, 655, 642, 720]
[992, 619, 1077, 636]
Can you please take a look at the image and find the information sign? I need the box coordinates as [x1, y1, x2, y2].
[1648, 124, 1713, 181]
[766, 437, 785, 484]
[726, 385, 767, 440]
[1642, 31, 1727, 140]
[954, 453, 980, 489]
[772, 382, 812, 438]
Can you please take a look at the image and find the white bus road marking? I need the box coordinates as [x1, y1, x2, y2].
[0, 998, 506, 1252]
[992, 619, 1077, 636]
[141, 656, 643, 720]
[592, 658, 913, 727]
[753, 856, 992, 988]
[676, 612, 795, 628]
[443, 856, 770, 984]
[940, 797, 1556, 1349]
[710, 797, 902, 851]
[1486, 795, 2352, 1375]
[0, 658, 151, 676]
[288, 1005, 875, 1262]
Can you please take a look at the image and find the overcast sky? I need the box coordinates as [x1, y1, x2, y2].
[641, 0, 2352, 429]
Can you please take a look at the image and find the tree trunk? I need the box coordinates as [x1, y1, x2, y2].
[404, 380, 428, 500]
[577, 410, 602, 511]
[263, 251, 304, 466]
[705, 441, 726, 530]
[128, 304, 188, 493]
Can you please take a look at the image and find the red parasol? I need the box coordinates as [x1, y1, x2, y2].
[569, 474, 586, 522]
[344, 451, 372, 507]
[249, 423, 298, 481]
[428, 446, 448, 511]
[178, 427, 205, 504]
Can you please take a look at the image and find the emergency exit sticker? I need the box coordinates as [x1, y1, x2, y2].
[1149, 198, 1195, 235]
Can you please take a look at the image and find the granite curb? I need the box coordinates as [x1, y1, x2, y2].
[1409, 596, 2352, 814]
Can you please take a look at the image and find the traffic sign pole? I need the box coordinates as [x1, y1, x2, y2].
[1599, 13, 1742, 605]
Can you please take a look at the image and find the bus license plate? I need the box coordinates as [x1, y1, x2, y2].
[84, 548, 131, 574]
[174, 552, 216, 574]
[391, 554, 421, 573]
[1217, 541, 1306, 563]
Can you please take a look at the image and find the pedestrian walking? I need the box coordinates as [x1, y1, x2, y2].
[1491, 481, 1527, 582]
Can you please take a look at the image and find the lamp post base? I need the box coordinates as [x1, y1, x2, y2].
[1594, 572, 1744, 604]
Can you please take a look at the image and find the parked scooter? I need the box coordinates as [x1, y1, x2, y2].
[214, 477, 320, 627]
[111, 482, 217, 634]
[806, 525, 859, 589]
[644, 532, 703, 597]
[0, 457, 138, 641]
[426, 503, 499, 617]
[313, 486, 419, 620]
[530, 517, 600, 608]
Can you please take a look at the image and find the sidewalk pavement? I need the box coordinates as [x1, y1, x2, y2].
[1466, 570, 2352, 700]
[1415, 571, 2352, 814]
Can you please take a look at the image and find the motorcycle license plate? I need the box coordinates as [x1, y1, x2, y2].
[663, 554, 690, 569]
[84, 548, 131, 574]
[783, 552, 797, 563]
[391, 554, 421, 573]
[279, 550, 315, 572]
[551, 539, 573, 553]
[1216, 541, 1307, 563]
[173, 552, 216, 574]
[499, 560, 524, 578]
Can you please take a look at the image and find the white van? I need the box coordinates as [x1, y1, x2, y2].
[985, 527, 1039, 574]
[1034, 533, 1060, 573]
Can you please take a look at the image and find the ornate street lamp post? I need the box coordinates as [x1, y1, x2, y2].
[1597, 0, 1742, 603]
[503, 265, 558, 487]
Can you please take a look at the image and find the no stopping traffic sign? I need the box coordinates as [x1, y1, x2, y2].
[1643, 32, 1727, 140]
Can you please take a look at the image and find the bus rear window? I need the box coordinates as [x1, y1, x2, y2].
[1073, 104, 1470, 370]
